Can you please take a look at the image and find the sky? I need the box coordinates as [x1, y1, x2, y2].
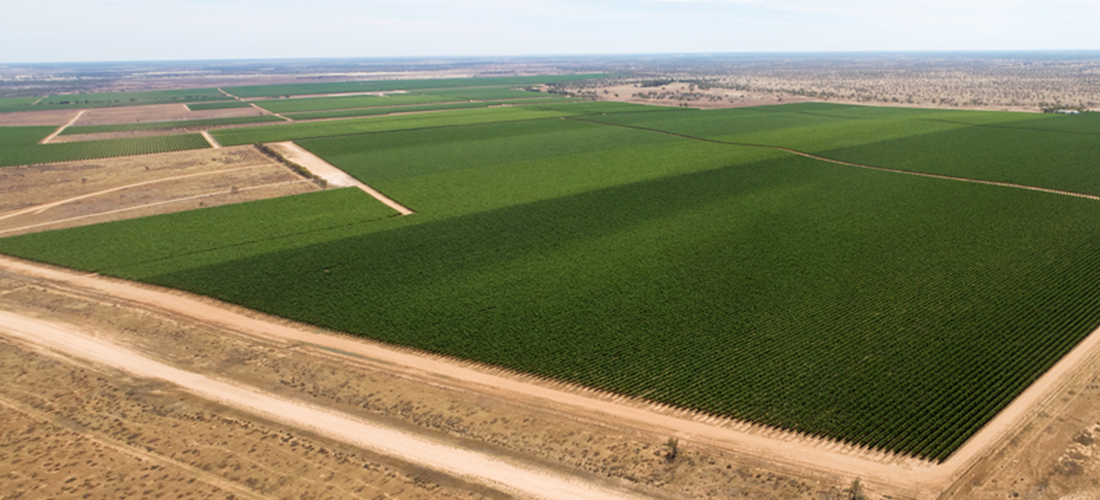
[2, 0, 1099, 63]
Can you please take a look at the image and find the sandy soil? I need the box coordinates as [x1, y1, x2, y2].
[200, 130, 222, 148]
[0, 108, 84, 126]
[72, 103, 269, 126]
[39, 109, 85, 144]
[267, 141, 414, 215]
[589, 82, 813, 109]
[942, 349, 1100, 499]
[0, 262, 833, 500]
[0, 146, 317, 236]
[0, 311, 652, 500]
[583, 81, 1049, 113]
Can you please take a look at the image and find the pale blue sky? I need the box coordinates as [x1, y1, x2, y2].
[2, 0, 1098, 63]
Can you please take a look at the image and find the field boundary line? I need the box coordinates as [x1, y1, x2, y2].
[570, 118, 1100, 202]
[266, 141, 415, 215]
[0, 255, 950, 497]
[0, 311, 649, 500]
[249, 102, 292, 121]
[919, 117, 1100, 137]
[0, 180, 311, 236]
[0, 163, 280, 223]
[40, 110, 85, 144]
[0, 393, 278, 500]
[200, 130, 222, 149]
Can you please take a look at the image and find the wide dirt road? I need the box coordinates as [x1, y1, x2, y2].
[0, 310, 649, 500]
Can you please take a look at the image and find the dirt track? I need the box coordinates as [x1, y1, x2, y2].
[39, 109, 85, 144]
[4, 254, 1100, 499]
[0, 146, 318, 236]
[0, 310, 648, 500]
[267, 141, 415, 215]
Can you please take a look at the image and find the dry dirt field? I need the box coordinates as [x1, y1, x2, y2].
[0, 109, 82, 126]
[585, 82, 814, 109]
[69, 103, 270, 126]
[0, 146, 318, 237]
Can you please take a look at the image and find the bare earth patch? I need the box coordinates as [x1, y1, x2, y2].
[0, 109, 84, 126]
[266, 141, 414, 215]
[0, 146, 317, 236]
[72, 103, 270, 126]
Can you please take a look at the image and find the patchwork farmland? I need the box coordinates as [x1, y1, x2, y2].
[2, 73, 1100, 498]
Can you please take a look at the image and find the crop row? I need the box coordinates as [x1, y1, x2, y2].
[4, 102, 1099, 463]
[186, 101, 255, 111]
[0, 128, 209, 167]
[61, 115, 284, 135]
[210, 106, 574, 146]
[282, 98, 579, 121]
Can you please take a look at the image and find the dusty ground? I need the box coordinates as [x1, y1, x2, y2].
[0, 146, 317, 236]
[0, 263, 838, 500]
[71, 103, 270, 126]
[942, 349, 1100, 500]
[587, 82, 813, 109]
[267, 141, 414, 215]
[0, 109, 82, 126]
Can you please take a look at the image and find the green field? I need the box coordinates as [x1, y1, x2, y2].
[0, 97, 43, 113]
[0, 126, 209, 166]
[0, 88, 233, 113]
[282, 98, 579, 121]
[186, 101, 254, 111]
[254, 93, 449, 114]
[60, 115, 285, 135]
[224, 74, 609, 98]
[211, 106, 574, 146]
[3, 102, 1099, 462]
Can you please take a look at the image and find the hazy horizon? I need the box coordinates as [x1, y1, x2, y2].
[3, 0, 1098, 64]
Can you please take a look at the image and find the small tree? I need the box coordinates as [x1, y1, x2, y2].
[664, 437, 679, 462]
[845, 478, 867, 500]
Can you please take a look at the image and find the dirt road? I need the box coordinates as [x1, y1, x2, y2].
[267, 141, 415, 215]
[39, 109, 85, 144]
[200, 130, 222, 148]
[0, 310, 649, 500]
[0, 163, 276, 223]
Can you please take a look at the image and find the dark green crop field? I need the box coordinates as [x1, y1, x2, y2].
[0, 126, 209, 166]
[3, 101, 1099, 462]
[282, 98, 579, 121]
[254, 93, 450, 114]
[186, 101, 255, 111]
[0, 89, 232, 113]
[211, 106, 574, 146]
[60, 115, 284, 135]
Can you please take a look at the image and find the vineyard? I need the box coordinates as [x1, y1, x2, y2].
[210, 106, 574, 146]
[253, 93, 449, 114]
[186, 101, 255, 111]
[60, 115, 284, 135]
[0, 127, 209, 166]
[0, 88, 233, 112]
[281, 100, 548, 121]
[3, 101, 1100, 462]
